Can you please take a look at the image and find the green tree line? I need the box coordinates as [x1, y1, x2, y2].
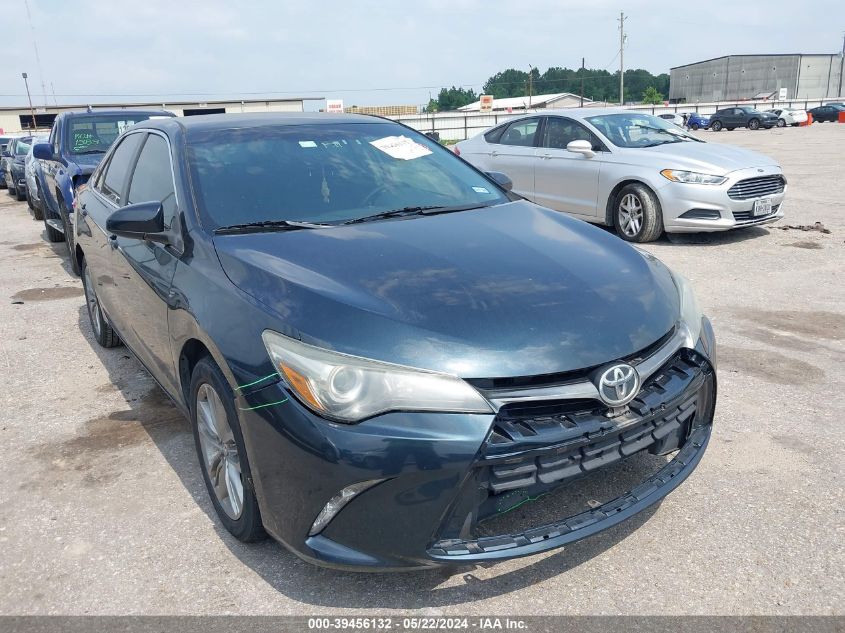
[425, 66, 669, 111]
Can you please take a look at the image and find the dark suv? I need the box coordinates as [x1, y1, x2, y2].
[709, 106, 778, 131]
[32, 108, 174, 274]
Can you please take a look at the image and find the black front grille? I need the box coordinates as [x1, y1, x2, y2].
[727, 175, 785, 200]
[732, 204, 780, 223]
[431, 349, 716, 547]
[483, 351, 709, 495]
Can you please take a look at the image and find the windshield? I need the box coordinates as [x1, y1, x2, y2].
[187, 122, 509, 229]
[66, 115, 156, 155]
[585, 112, 698, 148]
[14, 138, 34, 155]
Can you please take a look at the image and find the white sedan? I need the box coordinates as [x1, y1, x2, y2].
[454, 108, 786, 242]
[657, 113, 685, 127]
[767, 108, 808, 127]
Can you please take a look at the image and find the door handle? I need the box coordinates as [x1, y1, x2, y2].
[490, 151, 498, 157]
[541, 153, 552, 160]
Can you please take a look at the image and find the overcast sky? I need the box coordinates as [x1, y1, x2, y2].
[4, 0, 841, 109]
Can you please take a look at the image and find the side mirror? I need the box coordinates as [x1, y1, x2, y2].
[33, 143, 54, 160]
[566, 139, 595, 158]
[485, 171, 513, 192]
[106, 201, 169, 244]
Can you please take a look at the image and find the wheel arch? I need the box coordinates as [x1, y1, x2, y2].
[604, 179, 661, 226]
[178, 338, 213, 406]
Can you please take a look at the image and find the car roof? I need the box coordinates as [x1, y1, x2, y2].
[139, 112, 391, 136]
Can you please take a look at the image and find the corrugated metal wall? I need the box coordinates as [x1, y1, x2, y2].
[670, 55, 844, 102]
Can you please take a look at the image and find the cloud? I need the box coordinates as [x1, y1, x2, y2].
[5, 0, 840, 108]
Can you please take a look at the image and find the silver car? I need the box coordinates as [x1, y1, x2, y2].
[455, 108, 786, 242]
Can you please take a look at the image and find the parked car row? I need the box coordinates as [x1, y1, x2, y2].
[6, 111, 718, 571]
[13, 108, 174, 273]
[454, 108, 787, 242]
[655, 103, 845, 131]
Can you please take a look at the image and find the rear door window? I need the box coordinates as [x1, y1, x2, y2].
[497, 118, 540, 147]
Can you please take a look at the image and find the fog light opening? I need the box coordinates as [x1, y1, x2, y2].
[308, 479, 386, 536]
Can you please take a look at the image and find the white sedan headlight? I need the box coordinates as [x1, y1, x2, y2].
[262, 330, 493, 423]
[660, 169, 727, 185]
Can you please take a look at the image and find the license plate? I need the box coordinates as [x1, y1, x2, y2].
[753, 198, 772, 217]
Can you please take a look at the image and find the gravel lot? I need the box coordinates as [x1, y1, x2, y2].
[0, 124, 842, 616]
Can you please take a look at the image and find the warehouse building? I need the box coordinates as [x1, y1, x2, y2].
[669, 54, 844, 103]
[0, 96, 322, 134]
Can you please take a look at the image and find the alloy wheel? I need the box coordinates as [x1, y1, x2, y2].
[83, 264, 102, 338]
[196, 383, 244, 520]
[618, 193, 643, 238]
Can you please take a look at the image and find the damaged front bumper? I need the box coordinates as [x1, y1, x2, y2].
[238, 325, 716, 571]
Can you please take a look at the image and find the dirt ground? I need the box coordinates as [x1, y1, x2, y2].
[0, 123, 842, 615]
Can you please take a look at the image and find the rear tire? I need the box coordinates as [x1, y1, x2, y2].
[190, 356, 266, 543]
[690, 123, 700, 131]
[711, 120, 723, 131]
[31, 186, 44, 221]
[25, 186, 34, 210]
[81, 257, 120, 348]
[15, 185, 26, 202]
[613, 184, 663, 243]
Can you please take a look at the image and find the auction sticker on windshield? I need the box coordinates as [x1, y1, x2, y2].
[370, 135, 432, 160]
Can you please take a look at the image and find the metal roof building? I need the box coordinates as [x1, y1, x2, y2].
[458, 92, 593, 112]
[669, 54, 844, 103]
[0, 96, 323, 134]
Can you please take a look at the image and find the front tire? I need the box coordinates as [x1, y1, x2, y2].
[748, 118, 760, 130]
[60, 201, 80, 276]
[711, 120, 723, 131]
[190, 357, 266, 543]
[690, 123, 700, 131]
[614, 184, 663, 243]
[777, 119, 786, 128]
[81, 258, 120, 348]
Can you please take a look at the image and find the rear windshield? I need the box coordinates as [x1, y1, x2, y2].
[186, 121, 508, 228]
[66, 115, 157, 155]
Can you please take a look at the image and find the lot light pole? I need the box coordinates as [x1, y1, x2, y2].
[21, 72, 37, 130]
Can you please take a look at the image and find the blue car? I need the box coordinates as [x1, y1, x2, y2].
[32, 108, 174, 274]
[75, 113, 717, 571]
[685, 112, 710, 130]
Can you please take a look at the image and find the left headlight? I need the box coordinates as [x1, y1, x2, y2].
[660, 169, 727, 185]
[670, 271, 703, 347]
[261, 330, 493, 423]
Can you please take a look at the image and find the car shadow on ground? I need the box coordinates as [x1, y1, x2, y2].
[77, 307, 666, 608]
[596, 224, 771, 246]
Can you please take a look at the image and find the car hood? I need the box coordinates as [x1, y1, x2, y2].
[213, 201, 680, 379]
[636, 141, 779, 175]
[68, 154, 104, 176]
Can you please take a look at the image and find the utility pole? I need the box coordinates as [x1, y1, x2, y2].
[22, 72, 37, 130]
[580, 57, 585, 107]
[618, 12, 627, 105]
[528, 64, 535, 109]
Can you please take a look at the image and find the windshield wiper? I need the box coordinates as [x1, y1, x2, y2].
[344, 203, 487, 225]
[73, 149, 107, 155]
[214, 219, 330, 235]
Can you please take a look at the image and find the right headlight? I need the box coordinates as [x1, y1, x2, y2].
[261, 330, 493, 423]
